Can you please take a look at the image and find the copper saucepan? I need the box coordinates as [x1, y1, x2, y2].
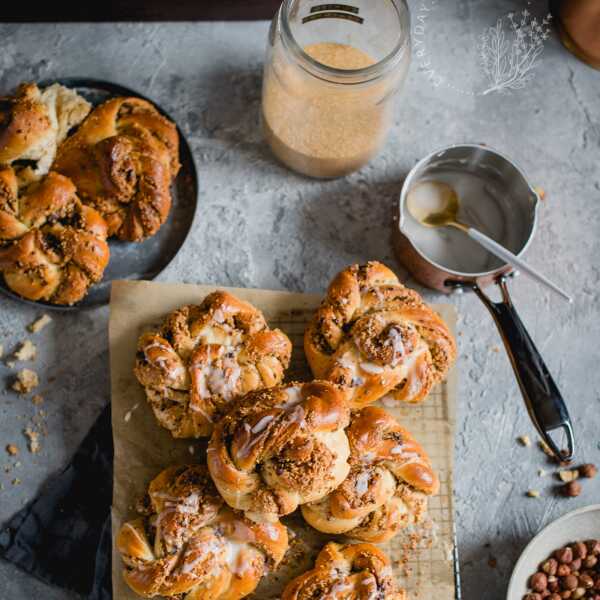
[394, 143, 574, 460]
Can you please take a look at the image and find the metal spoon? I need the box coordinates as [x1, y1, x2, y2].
[406, 181, 573, 303]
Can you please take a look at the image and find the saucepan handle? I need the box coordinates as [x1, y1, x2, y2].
[473, 276, 575, 461]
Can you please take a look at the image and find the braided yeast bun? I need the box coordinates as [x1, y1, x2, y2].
[304, 261, 456, 407]
[0, 83, 91, 185]
[116, 465, 287, 599]
[0, 167, 109, 305]
[301, 406, 438, 542]
[282, 542, 406, 600]
[53, 96, 180, 241]
[0, 83, 52, 164]
[208, 381, 351, 523]
[134, 291, 292, 438]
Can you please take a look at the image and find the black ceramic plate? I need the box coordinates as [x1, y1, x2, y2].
[0, 78, 198, 311]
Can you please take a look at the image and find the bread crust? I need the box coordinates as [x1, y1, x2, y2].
[304, 261, 456, 407]
[134, 291, 292, 438]
[208, 381, 351, 523]
[0, 83, 52, 164]
[116, 464, 288, 599]
[0, 167, 109, 305]
[301, 406, 439, 542]
[281, 541, 406, 600]
[53, 96, 180, 241]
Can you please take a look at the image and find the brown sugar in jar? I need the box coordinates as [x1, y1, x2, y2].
[262, 1, 411, 179]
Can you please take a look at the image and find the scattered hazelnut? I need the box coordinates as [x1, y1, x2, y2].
[572, 588, 585, 600]
[531, 572, 548, 592]
[542, 559, 558, 576]
[558, 564, 572, 577]
[579, 464, 597, 479]
[524, 594, 542, 600]
[586, 540, 600, 556]
[573, 542, 588, 560]
[563, 574, 578, 591]
[561, 481, 582, 497]
[556, 548, 574, 564]
[549, 594, 561, 600]
[570, 557, 582, 572]
[579, 574, 594, 589]
[584, 555, 597, 569]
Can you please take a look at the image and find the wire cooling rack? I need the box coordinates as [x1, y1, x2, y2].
[256, 303, 460, 600]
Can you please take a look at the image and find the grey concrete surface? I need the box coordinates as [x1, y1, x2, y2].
[0, 3, 599, 599]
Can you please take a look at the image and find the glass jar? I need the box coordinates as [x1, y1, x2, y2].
[262, 0, 411, 179]
[551, 0, 600, 69]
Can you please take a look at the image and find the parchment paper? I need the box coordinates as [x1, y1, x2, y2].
[109, 279, 458, 599]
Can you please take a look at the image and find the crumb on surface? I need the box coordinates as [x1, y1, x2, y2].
[14, 340, 37, 361]
[518, 435, 531, 447]
[538, 468, 547, 477]
[24, 428, 40, 454]
[5, 444, 19, 456]
[12, 478, 21, 486]
[12, 369, 39, 394]
[28, 314, 52, 333]
[0, 344, 3, 359]
[526, 489, 540, 498]
[31, 395, 44, 405]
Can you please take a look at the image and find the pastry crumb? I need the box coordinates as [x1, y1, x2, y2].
[6, 360, 15, 369]
[12, 369, 39, 393]
[14, 340, 37, 361]
[24, 428, 40, 454]
[12, 478, 21, 486]
[5, 444, 19, 456]
[124, 403, 139, 423]
[538, 468, 547, 477]
[31, 394, 44, 405]
[526, 489, 540, 498]
[28, 314, 52, 333]
[518, 435, 532, 447]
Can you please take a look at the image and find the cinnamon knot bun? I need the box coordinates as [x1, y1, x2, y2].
[0, 82, 91, 184]
[208, 381, 351, 523]
[0, 167, 109, 304]
[282, 542, 406, 600]
[116, 464, 288, 599]
[134, 291, 292, 438]
[304, 261, 456, 407]
[53, 96, 180, 241]
[302, 406, 439, 542]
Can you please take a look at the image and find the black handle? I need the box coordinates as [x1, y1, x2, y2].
[473, 276, 575, 461]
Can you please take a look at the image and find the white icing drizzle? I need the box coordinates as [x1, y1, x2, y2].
[354, 471, 371, 495]
[251, 414, 274, 434]
[281, 385, 302, 408]
[386, 327, 405, 366]
[360, 362, 384, 375]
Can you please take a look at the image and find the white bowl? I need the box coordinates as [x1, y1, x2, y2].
[507, 504, 600, 600]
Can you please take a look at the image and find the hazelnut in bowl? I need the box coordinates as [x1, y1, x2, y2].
[507, 504, 600, 600]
